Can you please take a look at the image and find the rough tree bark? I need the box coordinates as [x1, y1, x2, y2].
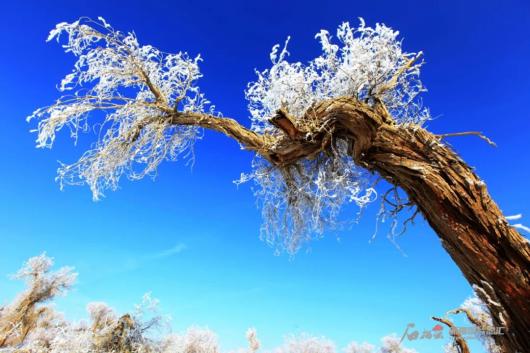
[34, 18, 529, 352]
[328, 98, 530, 353]
[165, 96, 530, 353]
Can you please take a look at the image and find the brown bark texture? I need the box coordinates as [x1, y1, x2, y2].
[167, 97, 530, 353]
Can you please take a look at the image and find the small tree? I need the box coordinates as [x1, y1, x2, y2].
[28, 18, 530, 352]
[0, 253, 76, 348]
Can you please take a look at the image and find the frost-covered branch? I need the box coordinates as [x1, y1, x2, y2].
[436, 131, 497, 147]
[30, 17, 429, 253]
[239, 19, 428, 252]
[28, 17, 212, 200]
[245, 19, 429, 134]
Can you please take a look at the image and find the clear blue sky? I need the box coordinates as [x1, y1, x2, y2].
[1, 1, 529, 352]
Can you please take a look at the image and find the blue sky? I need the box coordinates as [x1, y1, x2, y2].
[1, 1, 529, 352]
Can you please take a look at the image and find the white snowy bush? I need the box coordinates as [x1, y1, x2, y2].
[344, 341, 376, 353]
[0, 255, 425, 353]
[379, 335, 417, 353]
[246, 328, 261, 353]
[274, 334, 336, 353]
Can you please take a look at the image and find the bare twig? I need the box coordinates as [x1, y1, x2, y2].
[437, 131, 496, 147]
[402, 207, 420, 231]
[376, 52, 423, 96]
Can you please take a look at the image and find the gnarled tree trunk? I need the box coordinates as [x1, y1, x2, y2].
[164, 95, 530, 352]
[368, 112, 530, 353]
[260, 97, 530, 353]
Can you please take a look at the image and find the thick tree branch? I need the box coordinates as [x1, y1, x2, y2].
[269, 109, 305, 140]
[110, 95, 530, 353]
[168, 112, 266, 152]
[36, 18, 530, 353]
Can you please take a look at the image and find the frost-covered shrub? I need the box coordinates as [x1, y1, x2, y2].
[344, 341, 376, 353]
[274, 334, 336, 353]
[246, 328, 260, 353]
[1, 255, 423, 353]
[379, 335, 416, 353]
[161, 327, 219, 353]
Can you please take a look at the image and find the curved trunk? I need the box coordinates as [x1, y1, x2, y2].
[169, 96, 529, 352]
[368, 118, 530, 353]
[267, 98, 530, 353]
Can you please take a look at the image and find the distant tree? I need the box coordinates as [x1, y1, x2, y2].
[0, 254, 419, 353]
[0, 253, 76, 348]
[434, 293, 502, 353]
[28, 18, 529, 352]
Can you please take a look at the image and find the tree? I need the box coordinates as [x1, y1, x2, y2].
[28, 18, 529, 352]
[0, 253, 77, 348]
[0, 254, 419, 353]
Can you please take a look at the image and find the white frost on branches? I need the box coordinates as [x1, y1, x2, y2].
[0, 254, 77, 349]
[30, 18, 430, 254]
[274, 334, 336, 353]
[246, 19, 429, 134]
[246, 328, 261, 353]
[460, 295, 502, 353]
[158, 327, 219, 353]
[460, 296, 494, 328]
[238, 140, 376, 253]
[505, 213, 530, 233]
[28, 17, 210, 200]
[240, 19, 427, 253]
[12, 253, 77, 298]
